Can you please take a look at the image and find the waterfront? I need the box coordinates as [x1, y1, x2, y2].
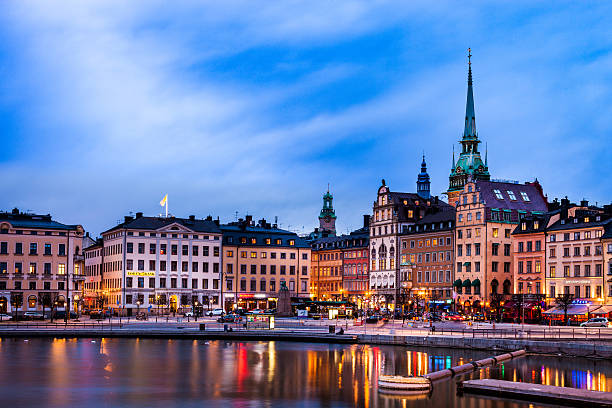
[0, 338, 610, 407]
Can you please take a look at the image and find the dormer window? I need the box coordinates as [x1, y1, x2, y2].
[493, 189, 504, 200]
[240, 237, 247, 244]
[596, 216, 601, 221]
[250, 238, 257, 244]
[507, 191, 517, 201]
[521, 222, 527, 231]
[584, 217, 589, 223]
[534, 221, 539, 229]
[520, 192, 530, 201]
[573, 218, 578, 224]
[415, 200, 419, 206]
[561, 220, 566, 224]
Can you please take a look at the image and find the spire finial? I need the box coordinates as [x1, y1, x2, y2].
[485, 142, 488, 167]
[327, 182, 329, 193]
[452, 145, 456, 169]
[468, 48, 472, 67]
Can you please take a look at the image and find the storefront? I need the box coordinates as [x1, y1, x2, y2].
[543, 300, 602, 325]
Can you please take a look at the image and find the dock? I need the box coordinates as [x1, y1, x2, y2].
[459, 379, 612, 407]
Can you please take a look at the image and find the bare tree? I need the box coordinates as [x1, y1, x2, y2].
[489, 293, 505, 322]
[555, 293, 574, 325]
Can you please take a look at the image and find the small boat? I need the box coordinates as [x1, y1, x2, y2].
[378, 375, 431, 392]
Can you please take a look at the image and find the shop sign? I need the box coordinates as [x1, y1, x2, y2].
[127, 271, 155, 277]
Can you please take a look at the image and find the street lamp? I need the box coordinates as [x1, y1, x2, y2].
[136, 300, 141, 317]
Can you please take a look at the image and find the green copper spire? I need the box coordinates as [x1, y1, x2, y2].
[463, 48, 477, 139]
[447, 48, 490, 195]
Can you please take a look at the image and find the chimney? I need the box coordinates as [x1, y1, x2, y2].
[189, 215, 195, 221]
[12, 208, 19, 215]
[124, 216, 134, 223]
[580, 199, 589, 208]
[135, 212, 143, 219]
[245, 215, 253, 225]
[561, 197, 570, 208]
[363, 214, 370, 229]
[205, 215, 212, 221]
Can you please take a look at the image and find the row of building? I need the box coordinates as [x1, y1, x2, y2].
[1, 53, 610, 318]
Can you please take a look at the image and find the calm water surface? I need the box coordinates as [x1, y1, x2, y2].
[0, 337, 610, 407]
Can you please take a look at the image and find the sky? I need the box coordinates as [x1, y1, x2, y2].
[0, 1, 611, 236]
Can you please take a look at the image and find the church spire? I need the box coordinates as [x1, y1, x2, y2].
[417, 154, 431, 199]
[463, 48, 476, 139]
[452, 145, 456, 169]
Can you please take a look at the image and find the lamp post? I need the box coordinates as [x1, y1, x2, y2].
[136, 300, 141, 318]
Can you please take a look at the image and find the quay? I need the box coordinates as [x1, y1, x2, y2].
[459, 379, 612, 407]
[1, 323, 612, 358]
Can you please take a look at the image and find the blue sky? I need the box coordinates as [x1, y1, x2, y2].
[1, 1, 611, 236]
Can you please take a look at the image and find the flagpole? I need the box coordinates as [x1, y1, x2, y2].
[166, 196, 168, 218]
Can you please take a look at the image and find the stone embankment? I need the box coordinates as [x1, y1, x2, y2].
[1, 328, 611, 358]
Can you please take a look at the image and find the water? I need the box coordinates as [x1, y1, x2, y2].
[0, 337, 610, 407]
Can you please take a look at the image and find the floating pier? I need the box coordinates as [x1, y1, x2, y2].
[378, 349, 526, 394]
[459, 379, 612, 407]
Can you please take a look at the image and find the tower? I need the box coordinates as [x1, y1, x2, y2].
[447, 48, 490, 206]
[319, 187, 337, 235]
[416, 154, 431, 199]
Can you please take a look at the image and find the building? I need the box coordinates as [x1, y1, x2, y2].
[545, 204, 611, 308]
[453, 180, 548, 311]
[84, 238, 104, 309]
[341, 226, 369, 307]
[369, 157, 450, 310]
[311, 217, 370, 304]
[511, 213, 549, 297]
[85, 212, 223, 315]
[399, 204, 456, 312]
[602, 222, 612, 310]
[220, 216, 311, 311]
[0, 208, 85, 315]
[311, 236, 343, 301]
[447, 50, 490, 206]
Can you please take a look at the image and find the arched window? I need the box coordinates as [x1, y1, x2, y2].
[491, 279, 499, 294]
[28, 295, 37, 309]
[503, 279, 511, 295]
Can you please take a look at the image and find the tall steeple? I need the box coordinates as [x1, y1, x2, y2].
[446, 48, 490, 206]
[319, 187, 337, 236]
[417, 154, 431, 199]
[463, 48, 477, 139]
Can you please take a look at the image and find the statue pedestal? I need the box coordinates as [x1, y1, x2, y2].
[277, 282, 292, 317]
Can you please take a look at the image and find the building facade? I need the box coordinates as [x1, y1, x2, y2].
[341, 230, 369, 307]
[0, 209, 85, 315]
[399, 206, 455, 312]
[545, 206, 611, 307]
[603, 223, 612, 307]
[311, 237, 343, 301]
[85, 213, 223, 315]
[454, 180, 548, 310]
[511, 214, 548, 297]
[447, 51, 490, 206]
[220, 216, 311, 311]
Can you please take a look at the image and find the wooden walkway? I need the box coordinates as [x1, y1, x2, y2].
[459, 379, 612, 407]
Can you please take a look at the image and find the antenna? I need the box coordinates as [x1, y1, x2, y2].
[235, 211, 238, 221]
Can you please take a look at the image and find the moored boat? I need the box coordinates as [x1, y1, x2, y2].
[378, 375, 431, 392]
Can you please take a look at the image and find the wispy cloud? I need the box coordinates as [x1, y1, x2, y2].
[0, 1, 611, 235]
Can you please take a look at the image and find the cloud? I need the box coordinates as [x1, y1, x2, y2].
[0, 1, 611, 235]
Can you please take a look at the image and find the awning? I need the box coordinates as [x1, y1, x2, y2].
[462, 279, 472, 288]
[463, 262, 470, 267]
[453, 279, 463, 288]
[471, 278, 481, 287]
[592, 305, 612, 315]
[543, 304, 601, 315]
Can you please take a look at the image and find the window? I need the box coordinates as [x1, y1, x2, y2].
[149, 260, 155, 271]
[520, 192, 530, 201]
[171, 245, 178, 255]
[492, 228, 499, 238]
[138, 243, 145, 254]
[58, 263, 65, 275]
[507, 190, 517, 200]
[138, 260, 144, 271]
[160, 278, 166, 288]
[29, 243, 37, 255]
[492, 243, 499, 256]
[127, 242, 133, 253]
[493, 189, 504, 200]
[44, 243, 51, 255]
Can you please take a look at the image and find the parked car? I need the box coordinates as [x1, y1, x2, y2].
[263, 308, 277, 315]
[52, 311, 78, 320]
[183, 311, 194, 317]
[309, 313, 321, 320]
[472, 313, 486, 322]
[206, 308, 225, 317]
[249, 309, 264, 315]
[446, 313, 465, 322]
[366, 315, 382, 324]
[580, 317, 611, 328]
[218, 314, 241, 323]
[89, 310, 112, 319]
[24, 311, 45, 321]
[135, 312, 148, 321]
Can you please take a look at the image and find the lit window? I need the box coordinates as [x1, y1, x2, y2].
[261, 252, 267, 259]
[493, 189, 503, 200]
[250, 238, 257, 244]
[240, 237, 247, 244]
[58, 263, 66, 275]
[520, 192, 530, 201]
[265, 238, 271, 245]
[226, 250, 234, 257]
[240, 251, 247, 258]
[492, 228, 499, 238]
[289, 240, 295, 246]
[250, 252, 257, 258]
[507, 190, 517, 200]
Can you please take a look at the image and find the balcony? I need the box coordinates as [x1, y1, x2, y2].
[73, 254, 85, 262]
[72, 275, 86, 282]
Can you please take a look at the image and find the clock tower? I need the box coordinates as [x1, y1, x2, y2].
[319, 188, 337, 236]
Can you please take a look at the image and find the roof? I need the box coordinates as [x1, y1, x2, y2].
[103, 215, 221, 235]
[387, 192, 452, 223]
[401, 205, 456, 236]
[0, 211, 80, 231]
[547, 213, 612, 232]
[603, 222, 612, 240]
[312, 231, 369, 250]
[511, 212, 552, 235]
[476, 180, 548, 212]
[220, 224, 310, 249]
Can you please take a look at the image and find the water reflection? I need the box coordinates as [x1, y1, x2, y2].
[0, 338, 609, 407]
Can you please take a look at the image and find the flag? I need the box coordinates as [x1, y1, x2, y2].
[160, 194, 167, 207]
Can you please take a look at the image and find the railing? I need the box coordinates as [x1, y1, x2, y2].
[0, 321, 121, 330]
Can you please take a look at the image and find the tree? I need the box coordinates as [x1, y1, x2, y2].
[489, 293, 505, 322]
[38, 293, 53, 320]
[10, 293, 23, 318]
[555, 293, 574, 325]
